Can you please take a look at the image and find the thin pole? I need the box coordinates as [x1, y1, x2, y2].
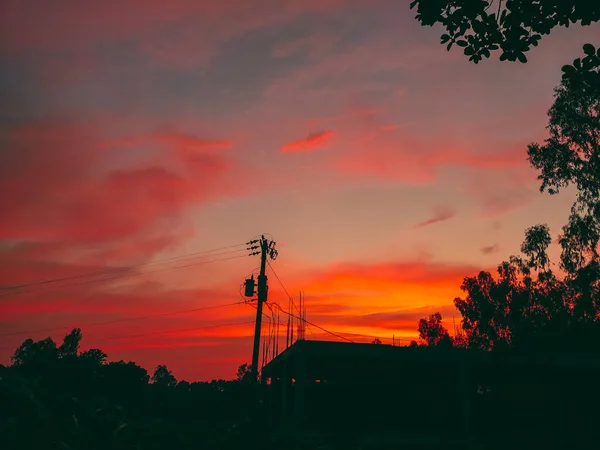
[251, 236, 268, 382]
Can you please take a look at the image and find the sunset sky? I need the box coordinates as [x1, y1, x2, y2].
[1, 0, 599, 381]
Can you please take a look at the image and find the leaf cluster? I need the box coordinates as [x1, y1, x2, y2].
[410, 0, 599, 63]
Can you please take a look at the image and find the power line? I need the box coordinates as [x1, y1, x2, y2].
[0, 243, 246, 293]
[0, 300, 248, 338]
[332, 330, 414, 344]
[0, 253, 247, 298]
[99, 320, 255, 341]
[266, 260, 292, 300]
[266, 260, 316, 340]
[266, 262, 412, 345]
[275, 306, 354, 343]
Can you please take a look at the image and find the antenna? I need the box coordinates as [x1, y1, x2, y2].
[290, 298, 295, 346]
[303, 291, 307, 340]
[286, 296, 291, 349]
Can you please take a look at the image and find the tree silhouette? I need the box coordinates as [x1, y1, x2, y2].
[2, 328, 269, 450]
[79, 348, 108, 366]
[11, 336, 58, 367]
[103, 360, 150, 388]
[152, 365, 177, 388]
[418, 312, 453, 347]
[428, 219, 600, 353]
[58, 327, 82, 359]
[236, 363, 252, 383]
[409, 0, 599, 63]
[528, 45, 600, 274]
[371, 338, 383, 344]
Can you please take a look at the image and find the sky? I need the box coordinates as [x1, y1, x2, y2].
[1, 0, 599, 381]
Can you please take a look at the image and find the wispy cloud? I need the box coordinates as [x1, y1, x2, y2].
[481, 244, 500, 255]
[410, 207, 456, 229]
[281, 130, 335, 154]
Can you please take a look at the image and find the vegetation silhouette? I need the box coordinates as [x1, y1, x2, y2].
[409, 0, 599, 63]
[0, 328, 270, 450]
[408, 40, 600, 448]
[415, 44, 599, 353]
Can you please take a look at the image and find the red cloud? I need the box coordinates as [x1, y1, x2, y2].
[336, 136, 530, 184]
[281, 130, 335, 154]
[0, 122, 242, 248]
[409, 207, 456, 229]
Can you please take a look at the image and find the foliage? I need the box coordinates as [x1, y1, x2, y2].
[371, 338, 383, 344]
[409, 0, 599, 63]
[236, 363, 252, 383]
[1, 329, 258, 450]
[79, 348, 108, 365]
[412, 42, 600, 354]
[417, 312, 454, 347]
[152, 365, 177, 388]
[420, 222, 600, 353]
[11, 337, 58, 368]
[58, 328, 82, 359]
[528, 45, 600, 273]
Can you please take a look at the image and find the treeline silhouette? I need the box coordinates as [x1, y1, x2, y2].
[404, 42, 600, 447]
[413, 43, 600, 352]
[413, 224, 600, 353]
[0, 329, 263, 450]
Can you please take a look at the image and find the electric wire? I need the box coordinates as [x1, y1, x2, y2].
[274, 305, 354, 343]
[0, 253, 247, 298]
[99, 320, 255, 341]
[0, 300, 248, 337]
[0, 243, 247, 293]
[334, 330, 414, 344]
[266, 260, 316, 339]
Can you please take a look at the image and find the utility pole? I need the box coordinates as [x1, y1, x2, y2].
[247, 235, 277, 383]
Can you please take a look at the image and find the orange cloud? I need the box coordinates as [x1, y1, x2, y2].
[314, 304, 460, 335]
[262, 257, 485, 342]
[281, 130, 335, 154]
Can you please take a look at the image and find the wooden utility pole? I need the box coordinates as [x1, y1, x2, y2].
[248, 235, 277, 383]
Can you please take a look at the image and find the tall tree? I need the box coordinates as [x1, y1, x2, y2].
[417, 312, 453, 347]
[58, 328, 82, 359]
[449, 223, 600, 352]
[409, 0, 599, 63]
[152, 365, 177, 388]
[528, 46, 600, 274]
